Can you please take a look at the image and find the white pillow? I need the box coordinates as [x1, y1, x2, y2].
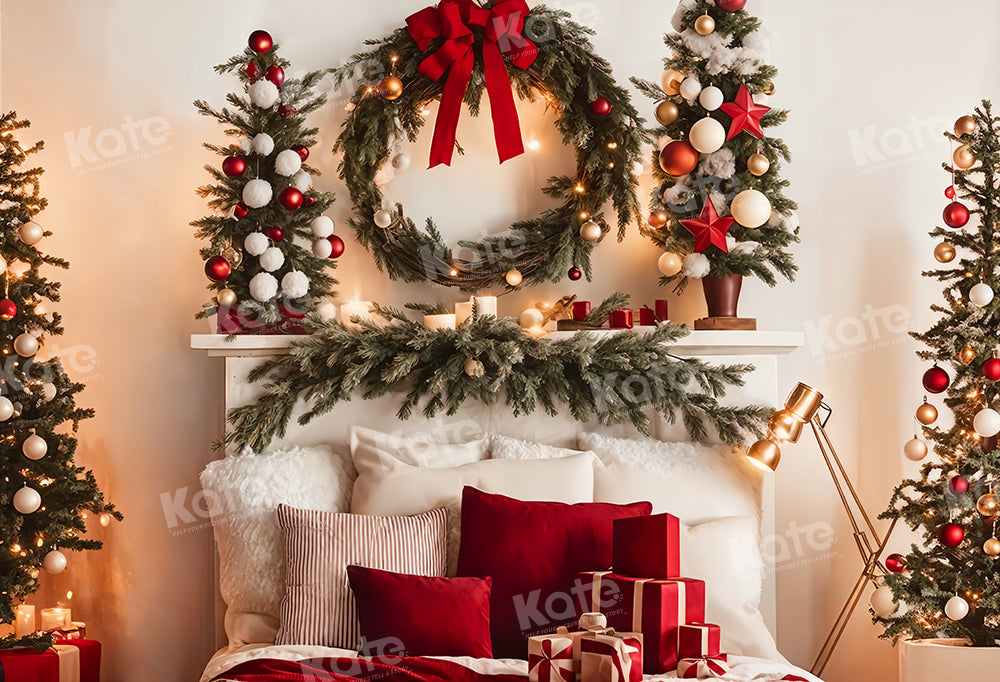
[199, 445, 356, 646]
[350, 424, 487, 470]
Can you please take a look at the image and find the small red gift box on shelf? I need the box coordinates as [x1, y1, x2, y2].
[609, 309, 633, 329]
[638, 307, 656, 326]
[677, 622, 721, 660]
[573, 301, 592, 322]
[613, 512, 680, 579]
[655, 300, 669, 323]
[217, 304, 307, 335]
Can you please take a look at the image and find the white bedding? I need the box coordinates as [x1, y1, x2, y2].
[202, 643, 824, 682]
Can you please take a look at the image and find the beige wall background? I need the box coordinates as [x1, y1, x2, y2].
[3, 1, 999, 680]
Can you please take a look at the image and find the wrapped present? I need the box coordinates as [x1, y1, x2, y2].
[580, 571, 705, 673]
[613, 513, 680, 579]
[0, 647, 60, 682]
[678, 623, 721, 660]
[217, 304, 307, 335]
[61, 639, 101, 682]
[580, 632, 643, 682]
[47, 622, 87, 641]
[677, 654, 730, 679]
[528, 634, 575, 682]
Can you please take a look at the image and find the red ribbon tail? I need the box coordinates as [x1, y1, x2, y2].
[427, 55, 474, 168]
[482, 43, 524, 164]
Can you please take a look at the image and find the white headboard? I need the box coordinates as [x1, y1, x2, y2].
[192, 330, 803, 649]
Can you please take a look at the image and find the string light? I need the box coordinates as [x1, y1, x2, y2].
[579, 211, 590, 221]
[574, 183, 585, 193]
[607, 142, 618, 150]
[99, 513, 111, 527]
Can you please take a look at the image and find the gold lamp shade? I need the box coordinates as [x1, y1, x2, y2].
[784, 383, 824, 423]
[747, 439, 781, 472]
[769, 409, 804, 443]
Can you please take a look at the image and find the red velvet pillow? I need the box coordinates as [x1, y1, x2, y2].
[456, 486, 652, 659]
[346, 565, 494, 658]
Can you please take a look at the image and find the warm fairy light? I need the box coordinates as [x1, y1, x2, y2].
[345, 102, 356, 113]
[99, 513, 111, 527]
[35, 537, 43, 547]
[366, 87, 374, 94]
[420, 108, 431, 116]
[391, 55, 399, 64]
[574, 183, 585, 193]
[448, 267, 459, 278]
[607, 142, 618, 150]
[526, 138, 540, 151]
[40, 478, 53, 487]
[968, 390, 979, 399]
[66, 591, 73, 600]
[10, 544, 19, 553]
[579, 211, 590, 220]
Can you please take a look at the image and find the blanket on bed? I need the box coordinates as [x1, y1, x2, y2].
[212, 656, 524, 682]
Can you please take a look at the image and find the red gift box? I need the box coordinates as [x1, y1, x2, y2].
[613, 513, 680, 579]
[677, 654, 730, 678]
[638, 307, 656, 326]
[573, 301, 592, 322]
[217, 304, 307, 335]
[678, 623, 721, 660]
[580, 571, 706, 673]
[0, 647, 60, 682]
[63, 639, 101, 682]
[609, 309, 633, 329]
[654, 300, 669, 323]
[580, 632, 643, 682]
[527, 634, 575, 682]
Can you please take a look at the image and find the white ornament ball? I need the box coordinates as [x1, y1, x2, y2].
[292, 171, 312, 192]
[249, 272, 279, 302]
[689, 117, 726, 154]
[679, 76, 702, 101]
[519, 308, 544, 329]
[249, 80, 280, 109]
[903, 437, 928, 461]
[974, 408, 1000, 437]
[281, 271, 310, 299]
[698, 86, 724, 111]
[274, 149, 302, 177]
[23, 433, 47, 460]
[374, 209, 393, 228]
[0, 396, 13, 421]
[41, 383, 57, 403]
[13, 333, 37, 357]
[19, 221, 44, 246]
[242, 179, 273, 209]
[312, 239, 333, 259]
[970, 283, 995, 307]
[251, 133, 275, 155]
[632, 160, 645, 176]
[13, 486, 41, 514]
[945, 595, 970, 621]
[869, 584, 900, 618]
[259, 246, 285, 272]
[315, 300, 338, 321]
[244, 232, 269, 257]
[240, 138, 253, 155]
[311, 216, 335, 238]
[730, 189, 772, 228]
[392, 153, 411, 171]
[42, 549, 67, 575]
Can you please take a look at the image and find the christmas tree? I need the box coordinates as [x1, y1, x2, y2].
[878, 102, 1000, 647]
[0, 113, 119, 640]
[193, 30, 339, 334]
[632, 0, 798, 289]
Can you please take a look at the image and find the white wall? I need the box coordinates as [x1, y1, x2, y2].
[4, 1, 1000, 680]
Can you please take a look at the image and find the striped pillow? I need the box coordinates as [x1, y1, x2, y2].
[275, 504, 448, 649]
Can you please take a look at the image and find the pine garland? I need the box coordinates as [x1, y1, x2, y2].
[330, 4, 647, 292]
[222, 295, 769, 453]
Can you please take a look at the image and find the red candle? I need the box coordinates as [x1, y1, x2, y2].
[655, 300, 669, 323]
[609, 308, 633, 329]
[572, 301, 592, 322]
[639, 307, 656, 326]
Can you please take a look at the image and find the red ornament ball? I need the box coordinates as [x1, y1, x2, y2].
[233, 203, 249, 220]
[659, 141, 699, 177]
[885, 553, 907, 573]
[222, 155, 246, 177]
[278, 104, 297, 118]
[264, 226, 284, 242]
[245, 62, 258, 82]
[303, 195, 318, 208]
[945, 186, 956, 199]
[943, 201, 970, 228]
[984, 358, 1000, 381]
[949, 475, 970, 495]
[265, 65, 285, 87]
[938, 522, 965, 548]
[328, 235, 345, 259]
[922, 365, 950, 394]
[0, 299, 16, 321]
[717, 0, 747, 11]
[248, 30, 273, 54]
[568, 267, 583, 281]
[590, 97, 611, 117]
[291, 144, 309, 162]
[205, 256, 231, 283]
[279, 187, 304, 210]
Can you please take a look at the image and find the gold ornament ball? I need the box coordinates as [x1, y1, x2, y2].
[934, 242, 956, 263]
[959, 344, 976, 365]
[747, 153, 770, 176]
[955, 115, 977, 136]
[916, 402, 938, 426]
[977, 493, 999, 516]
[694, 14, 716, 35]
[655, 100, 679, 126]
[13, 333, 37, 357]
[953, 145, 976, 170]
[763, 81, 775, 96]
[985, 537, 1000, 557]
[903, 437, 928, 462]
[648, 210, 669, 229]
[657, 252, 683, 277]
[377, 75, 403, 101]
[217, 288, 237, 308]
[505, 268, 523, 287]
[661, 70, 685, 96]
[580, 220, 603, 243]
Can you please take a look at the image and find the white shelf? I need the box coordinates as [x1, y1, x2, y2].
[191, 329, 803, 358]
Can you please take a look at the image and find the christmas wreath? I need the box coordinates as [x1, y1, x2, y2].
[330, 1, 646, 292]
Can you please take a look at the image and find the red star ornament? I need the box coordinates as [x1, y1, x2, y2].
[681, 196, 734, 253]
[720, 83, 770, 140]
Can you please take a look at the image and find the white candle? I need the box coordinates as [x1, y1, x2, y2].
[341, 301, 374, 331]
[40, 607, 71, 631]
[424, 314, 457, 331]
[474, 296, 498, 318]
[455, 300, 474, 326]
[14, 605, 34, 637]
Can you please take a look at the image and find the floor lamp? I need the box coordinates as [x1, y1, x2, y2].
[745, 383, 896, 677]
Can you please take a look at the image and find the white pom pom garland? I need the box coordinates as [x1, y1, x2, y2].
[274, 149, 302, 177]
[249, 272, 279, 302]
[281, 270, 310, 299]
[249, 80, 280, 109]
[242, 179, 273, 208]
[251, 133, 275, 155]
[259, 246, 285, 272]
[244, 232, 269, 257]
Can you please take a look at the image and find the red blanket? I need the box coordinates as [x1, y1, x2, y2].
[212, 656, 526, 682]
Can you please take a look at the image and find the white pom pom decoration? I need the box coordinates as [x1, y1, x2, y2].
[683, 252, 711, 279]
[13, 486, 41, 514]
[242, 179, 273, 208]
[311, 216, 335, 238]
[312, 239, 333, 258]
[698, 86, 724, 111]
[42, 549, 67, 575]
[392, 153, 411, 171]
[274, 149, 302, 177]
[689, 117, 726, 154]
[315, 300, 337, 320]
[292, 171, 312, 192]
[249, 80, 280, 109]
[249, 272, 279, 302]
[240, 138, 253, 155]
[244, 232, 269, 257]
[970, 283, 995, 307]
[259, 246, 285, 272]
[251, 133, 275, 155]
[679, 76, 702, 101]
[281, 270, 310, 299]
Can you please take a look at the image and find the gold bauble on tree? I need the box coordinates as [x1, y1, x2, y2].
[661, 70, 685, 96]
[655, 100, 679, 126]
[377, 75, 404, 100]
[657, 252, 683, 277]
[953, 145, 976, 170]
[580, 220, 604, 243]
[505, 269, 523, 287]
[217, 288, 237, 308]
[648, 210, 669, 229]
[916, 401, 938, 426]
[977, 493, 999, 517]
[985, 537, 1000, 557]
[955, 115, 977, 136]
[763, 81, 775, 96]
[694, 14, 716, 35]
[959, 344, 976, 365]
[934, 242, 956, 263]
[747, 153, 770, 176]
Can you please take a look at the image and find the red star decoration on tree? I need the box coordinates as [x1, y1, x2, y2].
[681, 196, 733, 253]
[720, 83, 770, 140]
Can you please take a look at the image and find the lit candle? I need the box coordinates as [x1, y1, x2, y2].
[424, 314, 457, 331]
[455, 299, 474, 326]
[40, 607, 70, 631]
[341, 301, 374, 331]
[473, 296, 498, 318]
[14, 605, 34, 637]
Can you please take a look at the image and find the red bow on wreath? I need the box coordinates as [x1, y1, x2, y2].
[406, 0, 538, 168]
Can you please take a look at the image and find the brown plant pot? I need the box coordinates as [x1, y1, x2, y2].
[702, 274, 743, 318]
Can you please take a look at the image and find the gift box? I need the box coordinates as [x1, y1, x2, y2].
[678, 623, 721, 660]
[613, 513, 680, 579]
[0, 647, 60, 682]
[217, 304, 307, 335]
[528, 634, 575, 682]
[677, 654, 730, 679]
[580, 632, 643, 682]
[48, 622, 87, 641]
[62, 639, 101, 682]
[580, 571, 706, 673]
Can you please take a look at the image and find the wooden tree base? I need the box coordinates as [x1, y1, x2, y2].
[694, 316, 757, 331]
